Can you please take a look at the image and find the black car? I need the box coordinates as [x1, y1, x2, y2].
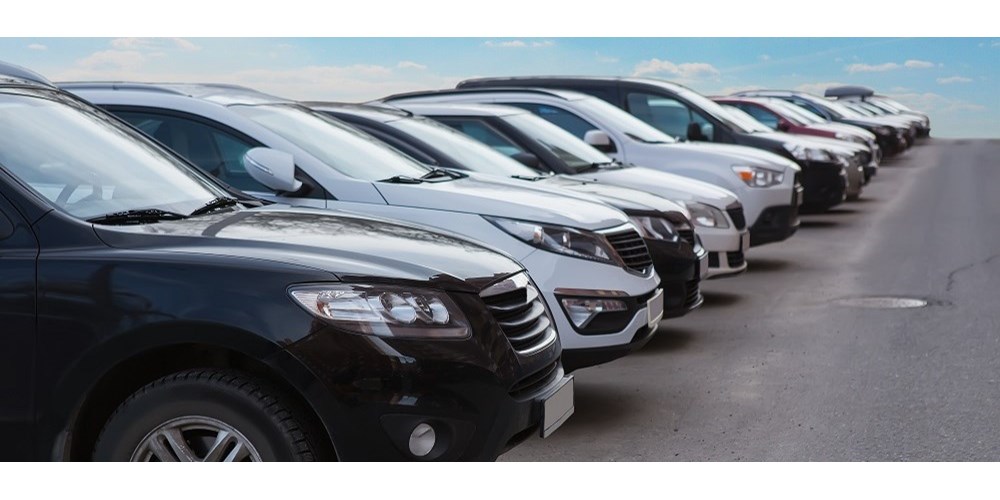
[309, 102, 707, 322]
[455, 76, 852, 212]
[731, 89, 912, 155]
[0, 63, 572, 461]
[824, 85, 931, 138]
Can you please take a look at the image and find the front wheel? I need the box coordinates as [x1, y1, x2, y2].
[93, 369, 324, 462]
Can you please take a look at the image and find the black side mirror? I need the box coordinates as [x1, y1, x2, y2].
[511, 152, 541, 169]
[0, 212, 14, 241]
[686, 122, 705, 141]
[776, 121, 791, 132]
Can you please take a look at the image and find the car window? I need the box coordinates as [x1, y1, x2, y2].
[625, 92, 717, 140]
[504, 103, 600, 140]
[114, 110, 270, 193]
[736, 103, 782, 129]
[434, 118, 528, 157]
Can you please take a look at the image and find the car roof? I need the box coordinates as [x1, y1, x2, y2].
[0, 61, 56, 88]
[458, 75, 697, 93]
[304, 101, 414, 123]
[392, 101, 531, 118]
[58, 81, 290, 106]
[382, 86, 590, 103]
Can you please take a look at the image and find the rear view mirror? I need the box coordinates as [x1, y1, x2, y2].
[243, 147, 302, 193]
[511, 152, 541, 169]
[583, 130, 615, 152]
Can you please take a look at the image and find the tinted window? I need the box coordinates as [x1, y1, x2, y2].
[737, 103, 781, 129]
[625, 92, 714, 139]
[505, 103, 599, 139]
[115, 111, 269, 193]
[434, 118, 527, 157]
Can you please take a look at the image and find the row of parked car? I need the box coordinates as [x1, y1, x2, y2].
[0, 60, 928, 461]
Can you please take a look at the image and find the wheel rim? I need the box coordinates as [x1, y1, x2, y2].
[131, 416, 263, 462]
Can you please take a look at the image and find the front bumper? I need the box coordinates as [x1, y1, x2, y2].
[799, 160, 846, 212]
[284, 289, 566, 461]
[701, 227, 750, 279]
[562, 321, 659, 372]
[646, 237, 705, 319]
[749, 178, 802, 247]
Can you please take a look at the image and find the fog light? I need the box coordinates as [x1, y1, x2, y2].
[561, 298, 627, 329]
[408, 423, 436, 457]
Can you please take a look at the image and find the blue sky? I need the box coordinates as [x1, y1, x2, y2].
[1, 38, 996, 137]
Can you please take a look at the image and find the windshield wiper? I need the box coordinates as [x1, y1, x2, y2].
[379, 175, 424, 184]
[511, 174, 549, 181]
[419, 168, 466, 180]
[625, 132, 668, 144]
[577, 161, 624, 173]
[86, 208, 188, 225]
[189, 197, 241, 217]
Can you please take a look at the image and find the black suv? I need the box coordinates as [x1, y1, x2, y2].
[0, 62, 572, 461]
[457, 76, 851, 212]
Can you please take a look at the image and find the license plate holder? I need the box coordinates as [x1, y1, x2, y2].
[646, 288, 664, 330]
[541, 376, 574, 438]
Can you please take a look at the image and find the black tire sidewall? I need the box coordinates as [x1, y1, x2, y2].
[94, 377, 301, 462]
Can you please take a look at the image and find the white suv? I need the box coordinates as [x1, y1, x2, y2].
[383, 88, 803, 249]
[66, 82, 664, 372]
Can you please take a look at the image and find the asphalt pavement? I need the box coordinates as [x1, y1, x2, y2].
[504, 138, 1000, 461]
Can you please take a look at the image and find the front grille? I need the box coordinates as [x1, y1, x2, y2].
[684, 279, 701, 309]
[708, 252, 720, 268]
[604, 226, 653, 273]
[509, 361, 559, 399]
[481, 273, 556, 355]
[727, 250, 745, 269]
[678, 228, 696, 247]
[726, 204, 747, 230]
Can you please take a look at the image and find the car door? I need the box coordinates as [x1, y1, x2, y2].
[0, 190, 38, 459]
[108, 107, 330, 209]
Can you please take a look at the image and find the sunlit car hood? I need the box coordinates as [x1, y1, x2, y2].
[537, 174, 689, 216]
[566, 165, 740, 208]
[654, 141, 801, 172]
[93, 206, 523, 292]
[374, 174, 629, 230]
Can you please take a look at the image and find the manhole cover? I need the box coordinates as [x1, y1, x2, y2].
[834, 296, 929, 309]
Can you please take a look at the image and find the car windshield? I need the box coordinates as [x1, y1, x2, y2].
[572, 97, 676, 144]
[673, 87, 759, 133]
[814, 97, 862, 118]
[391, 116, 538, 177]
[503, 112, 617, 172]
[720, 105, 773, 133]
[856, 101, 888, 115]
[769, 99, 825, 124]
[232, 104, 431, 181]
[843, 102, 876, 116]
[0, 88, 227, 220]
[874, 96, 912, 112]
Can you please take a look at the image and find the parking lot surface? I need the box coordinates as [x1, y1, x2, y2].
[504, 139, 1000, 461]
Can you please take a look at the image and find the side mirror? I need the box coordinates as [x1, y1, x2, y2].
[776, 120, 791, 132]
[0, 212, 13, 241]
[583, 129, 615, 152]
[686, 122, 704, 141]
[243, 147, 302, 193]
[511, 152, 541, 169]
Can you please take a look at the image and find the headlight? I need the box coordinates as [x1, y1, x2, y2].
[731, 165, 784, 188]
[289, 284, 470, 338]
[628, 215, 678, 241]
[874, 126, 893, 136]
[783, 143, 834, 162]
[485, 216, 619, 265]
[682, 202, 730, 229]
[835, 133, 865, 145]
[834, 154, 850, 167]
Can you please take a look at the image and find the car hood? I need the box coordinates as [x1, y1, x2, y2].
[374, 174, 629, 230]
[536, 174, 689, 216]
[94, 206, 524, 292]
[566, 166, 740, 209]
[660, 141, 801, 172]
[808, 123, 877, 142]
[778, 133, 868, 154]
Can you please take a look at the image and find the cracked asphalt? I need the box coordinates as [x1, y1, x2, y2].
[503, 138, 1000, 461]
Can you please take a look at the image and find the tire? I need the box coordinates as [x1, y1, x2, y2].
[93, 369, 322, 462]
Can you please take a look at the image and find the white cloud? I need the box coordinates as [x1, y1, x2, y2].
[759, 54, 771, 62]
[845, 62, 899, 73]
[27, 43, 47, 51]
[904, 59, 934, 69]
[483, 40, 553, 49]
[396, 61, 427, 71]
[110, 37, 200, 52]
[632, 58, 720, 81]
[937, 76, 973, 84]
[68, 50, 147, 75]
[891, 92, 985, 114]
[992, 41, 1000, 48]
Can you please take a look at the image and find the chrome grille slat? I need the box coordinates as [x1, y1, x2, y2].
[603, 226, 653, 273]
[481, 273, 556, 355]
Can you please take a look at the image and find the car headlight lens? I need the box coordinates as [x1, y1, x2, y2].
[731, 165, 784, 188]
[682, 202, 730, 229]
[560, 298, 627, 329]
[289, 284, 470, 338]
[836, 133, 865, 145]
[628, 215, 678, 241]
[783, 143, 834, 162]
[485, 216, 619, 265]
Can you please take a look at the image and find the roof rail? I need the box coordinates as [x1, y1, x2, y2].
[380, 86, 572, 103]
[0, 61, 55, 88]
[58, 82, 190, 95]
